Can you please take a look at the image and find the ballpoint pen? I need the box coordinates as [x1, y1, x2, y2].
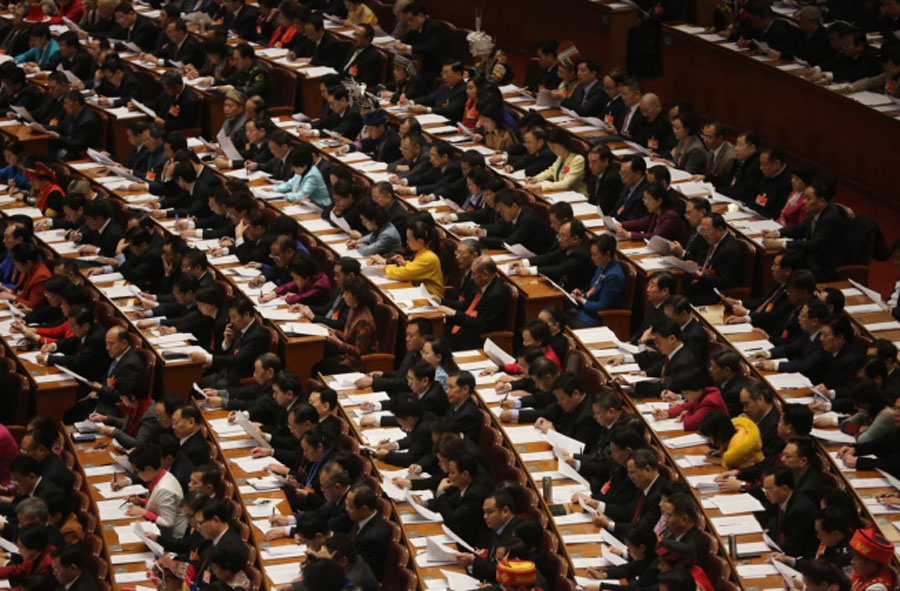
[118, 498, 130, 509]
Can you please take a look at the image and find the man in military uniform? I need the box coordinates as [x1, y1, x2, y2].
[217, 42, 273, 104]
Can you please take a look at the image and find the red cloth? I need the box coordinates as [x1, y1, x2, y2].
[36, 319, 75, 344]
[15, 262, 51, 309]
[0, 545, 55, 579]
[49, 0, 84, 24]
[504, 345, 562, 374]
[666, 387, 729, 431]
[0, 425, 19, 487]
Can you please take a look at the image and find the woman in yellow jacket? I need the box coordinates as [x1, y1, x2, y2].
[523, 128, 588, 197]
[370, 220, 445, 298]
[699, 412, 765, 470]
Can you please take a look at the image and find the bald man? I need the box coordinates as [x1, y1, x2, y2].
[84, 327, 148, 417]
[630, 93, 674, 153]
[436, 256, 508, 350]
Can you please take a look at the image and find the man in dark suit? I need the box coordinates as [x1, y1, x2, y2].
[347, 485, 392, 579]
[630, 318, 700, 398]
[41, 91, 99, 161]
[445, 372, 483, 442]
[192, 499, 244, 586]
[148, 71, 200, 133]
[587, 145, 623, 212]
[52, 543, 99, 591]
[515, 219, 593, 292]
[610, 156, 649, 221]
[251, 130, 294, 180]
[663, 296, 709, 363]
[760, 466, 819, 559]
[305, 14, 344, 69]
[172, 405, 210, 467]
[630, 271, 675, 344]
[630, 93, 674, 153]
[570, 388, 629, 487]
[439, 256, 507, 351]
[397, 140, 466, 203]
[768, 177, 844, 282]
[110, 3, 156, 52]
[306, 86, 363, 140]
[741, 382, 784, 463]
[0, 456, 63, 532]
[665, 494, 710, 564]
[820, 316, 867, 393]
[80, 326, 146, 417]
[409, 60, 467, 124]
[0, 67, 41, 113]
[387, 132, 431, 179]
[75, 198, 124, 259]
[376, 395, 433, 467]
[561, 58, 608, 117]
[221, 0, 259, 41]
[784, 438, 831, 506]
[155, 19, 204, 68]
[777, 7, 831, 66]
[526, 40, 561, 92]
[95, 58, 142, 108]
[684, 213, 745, 306]
[43, 308, 110, 385]
[20, 427, 74, 492]
[397, 3, 446, 81]
[721, 249, 802, 338]
[594, 448, 666, 539]
[506, 127, 557, 177]
[32, 72, 69, 127]
[422, 452, 491, 548]
[368, 362, 448, 426]
[350, 109, 401, 163]
[358, 318, 431, 392]
[463, 490, 523, 582]
[721, 130, 763, 204]
[341, 24, 381, 88]
[194, 298, 269, 388]
[751, 146, 792, 219]
[755, 298, 830, 384]
[708, 349, 752, 417]
[478, 189, 555, 256]
[534, 372, 603, 450]
[55, 32, 94, 82]
[744, 5, 800, 55]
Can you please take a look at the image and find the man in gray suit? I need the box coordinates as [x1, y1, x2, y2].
[698, 121, 736, 189]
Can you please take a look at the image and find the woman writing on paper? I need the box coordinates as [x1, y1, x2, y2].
[369, 221, 444, 298]
[346, 198, 401, 257]
[264, 253, 333, 306]
[652, 369, 728, 432]
[523, 129, 587, 197]
[313, 277, 378, 374]
[614, 182, 691, 244]
[272, 144, 332, 209]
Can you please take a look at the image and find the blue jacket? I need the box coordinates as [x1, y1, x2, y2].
[274, 165, 331, 208]
[576, 260, 626, 326]
[0, 165, 28, 191]
[358, 223, 401, 257]
[16, 39, 60, 66]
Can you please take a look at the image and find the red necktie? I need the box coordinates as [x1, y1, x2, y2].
[631, 493, 645, 522]
[451, 290, 482, 334]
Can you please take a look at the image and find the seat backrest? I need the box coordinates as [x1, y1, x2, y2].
[270, 66, 298, 108]
[263, 325, 279, 354]
[373, 302, 399, 354]
[499, 282, 518, 331]
[618, 256, 638, 310]
[133, 346, 157, 398]
[564, 348, 589, 377]
[733, 237, 757, 288]
[581, 366, 605, 394]
[308, 245, 335, 278]
[244, 565, 263, 591]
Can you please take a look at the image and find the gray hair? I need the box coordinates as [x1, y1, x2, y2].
[15, 498, 49, 522]
[798, 6, 822, 23]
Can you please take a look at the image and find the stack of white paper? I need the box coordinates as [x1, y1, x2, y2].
[663, 433, 707, 449]
[711, 515, 764, 535]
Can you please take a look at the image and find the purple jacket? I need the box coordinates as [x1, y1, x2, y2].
[622, 208, 691, 244]
[274, 271, 333, 306]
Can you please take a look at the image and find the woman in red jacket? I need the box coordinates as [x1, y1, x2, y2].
[0, 524, 55, 587]
[0, 243, 50, 310]
[653, 367, 728, 431]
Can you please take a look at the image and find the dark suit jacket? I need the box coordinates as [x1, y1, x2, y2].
[96, 70, 143, 108]
[400, 18, 445, 77]
[48, 324, 110, 384]
[720, 374, 752, 417]
[538, 394, 602, 450]
[590, 168, 624, 212]
[757, 406, 784, 462]
[313, 106, 363, 140]
[611, 178, 649, 221]
[180, 430, 210, 467]
[417, 80, 467, 123]
[38, 452, 74, 491]
[98, 347, 147, 406]
[372, 351, 422, 393]
[111, 15, 157, 52]
[210, 320, 269, 382]
[613, 474, 665, 538]
[763, 491, 818, 558]
[561, 81, 608, 117]
[353, 512, 392, 578]
[784, 26, 831, 66]
[527, 243, 594, 292]
[750, 167, 792, 219]
[445, 276, 508, 351]
[381, 382, 448, 426]
[747, 284, 792, 337]
[447, 398, 482, 442]
[634, 345, 699, 397]
[526, 64, 561, 92]
[414, 161, 467, 204]
[631, 302, 666, 344]
[223, 4, 259, 40]
[772, 333, 829, 384]
[341, 44, 381, 87]
[151, 87, 201, 132]
[50, 107, 100, 160]
[721, 151, 763, 204]
[778, 204, 844, 282]
[195, 526, 243, 585]
[822, 340, 866, 391]
[428, 478, 491, 548]
[686, 232, 744, 305]
[57, 48, 94, 81]
[508, 145, 557, 178]
[261, 150, 294, 181]
[358, 126, 401, 164]
[630, 112, 674, 153]
[681, 318, 709, 364]
[480, 205, 555, 256]
[383, 418, 433, 467]
[311, 32, 345, 69]
[159, 35, 204, 68]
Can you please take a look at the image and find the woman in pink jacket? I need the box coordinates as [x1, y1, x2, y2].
[653, 368, 728, 431]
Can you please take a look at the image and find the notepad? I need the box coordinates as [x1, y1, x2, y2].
[865, 321, 900, 332]
[711, 515, 764, 536]
[765, 372, 813, 390]
[736, 564, 779, 578]
[709, 493, 766, 514]
[663, 433, 708, 449]
[504, 426, 548, 444]
[810, 428, 856, 444]
[94, 482, 148, 499]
